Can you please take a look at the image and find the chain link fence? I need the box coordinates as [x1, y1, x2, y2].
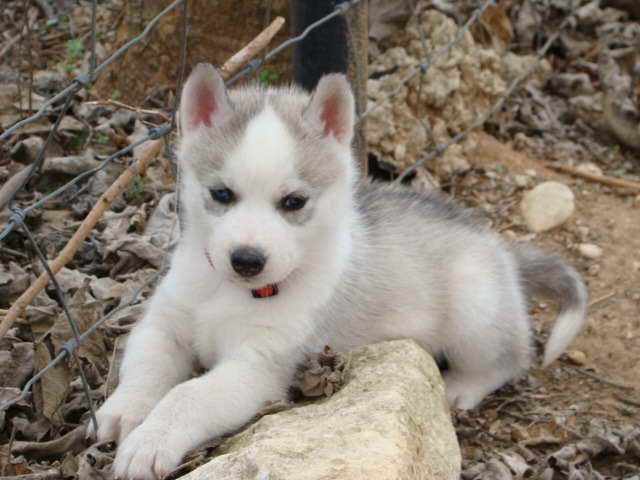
[0, 0, 576, 434]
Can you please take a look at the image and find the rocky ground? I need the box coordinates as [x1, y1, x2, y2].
[1, 0, 639, 479]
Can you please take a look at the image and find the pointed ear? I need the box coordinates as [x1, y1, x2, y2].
[304, 74, 355, 145]
[179, 63, 232, 133]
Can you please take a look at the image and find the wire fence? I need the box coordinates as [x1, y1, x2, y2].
[0, 0, 576, 437]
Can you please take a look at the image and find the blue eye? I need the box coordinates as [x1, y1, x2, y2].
[280, 195, 307, 211]
[210, 188, 235, 204]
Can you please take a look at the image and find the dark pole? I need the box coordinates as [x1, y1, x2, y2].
[290, 0, 369, 173]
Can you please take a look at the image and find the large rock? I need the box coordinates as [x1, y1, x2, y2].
[521, 181, 575, 232]
[366, 10, 506, 176]
[183, 340, 461, 480]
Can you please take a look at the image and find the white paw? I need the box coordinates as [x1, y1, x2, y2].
[443, 373, 489, 410]
[113, 423, 186, 480]
[444, 369, 516, 410]
[89, 389, 158, 445]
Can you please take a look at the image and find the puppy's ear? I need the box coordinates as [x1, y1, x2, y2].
[179, 63, 232, 134]
[304, 74, 355, 146]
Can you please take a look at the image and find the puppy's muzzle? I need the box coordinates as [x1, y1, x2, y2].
[230, 247, 266, 277]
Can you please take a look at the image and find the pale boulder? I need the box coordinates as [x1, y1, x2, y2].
[183, 340, 461, 480]
[521, 181, 575, 232]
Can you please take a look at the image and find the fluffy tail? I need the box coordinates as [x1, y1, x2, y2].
[512, 244, 588, 367]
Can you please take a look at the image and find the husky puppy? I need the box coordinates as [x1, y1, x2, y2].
[92, 64, 587, 479]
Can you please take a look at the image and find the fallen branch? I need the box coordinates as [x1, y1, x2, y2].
[82, 99, 170, 122]
[0, 16, 287, 339]
[0, 167, 31, 211]
[0, 139, 164, 339]
[220, 16, 285, 79]
[550, 164, 640, 190]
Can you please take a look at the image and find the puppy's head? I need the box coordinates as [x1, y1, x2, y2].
[177, 63, 356, 295]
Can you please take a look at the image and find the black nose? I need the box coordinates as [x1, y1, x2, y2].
[230, 247, 266, 277]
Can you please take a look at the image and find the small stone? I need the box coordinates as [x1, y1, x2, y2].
[566, 350, 587, 365]
[437, 154, 470, 175]
[521, 182, 575, 232]
[513, 174, 532, 188]
[633, 261, 640, 272]
[393, 143, 406, 163]
[588, 264, 600, 276]
[577, 243, 603, 259]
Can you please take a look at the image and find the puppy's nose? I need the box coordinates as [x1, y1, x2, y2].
[230, 247, 266, 277]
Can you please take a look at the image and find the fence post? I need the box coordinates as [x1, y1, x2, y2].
[290, 0, 369, 174]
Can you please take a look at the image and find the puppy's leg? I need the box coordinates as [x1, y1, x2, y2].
[92, 296, 193, 444]
[442, 250, 532, 409]
[113, 349, 296, 480]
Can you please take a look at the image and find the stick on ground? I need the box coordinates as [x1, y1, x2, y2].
[550, 164, 640, 191]
[0, 16, 287, 339]
[0, 139, 163, 339]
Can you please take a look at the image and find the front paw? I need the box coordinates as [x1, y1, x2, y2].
[113, 424, 185, 480]
[89, 389, 158, 445]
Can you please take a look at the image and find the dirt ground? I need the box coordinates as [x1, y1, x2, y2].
[449, 134, 640, 478]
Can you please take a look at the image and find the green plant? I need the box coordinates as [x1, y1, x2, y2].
[258, 70, 279, 87]
[127, 177, 147, 203]
[66, 38, 84, 63]
[94, 131, 110, 143]
[111, 90, 122, 100]
[70, 131, 88, 150]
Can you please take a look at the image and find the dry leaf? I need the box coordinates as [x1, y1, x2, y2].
[0, 342, 34, 388]
[33, 342, 71, 423]
[0, 262, 30, 298]
[294, 346, 349, 398]
[76, 444, 115, 480]
[12, 425, 88, 460]
[11, 416, 52, 442]
[50, 286, 108, 376]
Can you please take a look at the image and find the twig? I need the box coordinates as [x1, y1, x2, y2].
[219, 16, 285, 79]
[0, 32, 22, 62]
[0, 139, 164, 339]
[568, 366, 635, 390]
[614, 393, 640, 407]
[588, 291, 615, 308]
[0, 168, 31, 211]
[83, 99, 170, 122]
[550, 164, 640, 190]
[0, 16, 289, 340]
[1, 424, 16, 476]
[0, 246, 29, 259]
